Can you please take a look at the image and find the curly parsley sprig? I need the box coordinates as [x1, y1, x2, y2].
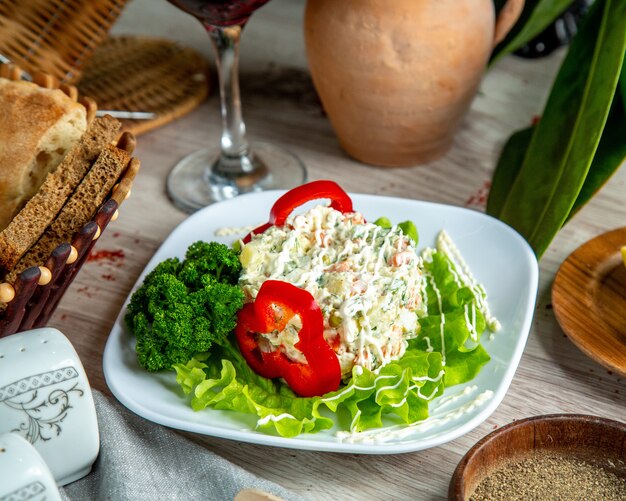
[125, 241, 244, 372]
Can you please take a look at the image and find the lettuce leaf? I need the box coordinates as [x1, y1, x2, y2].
[374, 217, 419, 245]
[417, 247, 491, 388]
[175, 342, 444, 437]
[173, 225, 493, 438]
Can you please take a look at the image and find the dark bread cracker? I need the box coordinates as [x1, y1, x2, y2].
[0, 116, 121, 273]
[5, 144, 131, 284]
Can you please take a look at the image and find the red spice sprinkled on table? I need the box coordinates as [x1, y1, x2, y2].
[77, 286, 94, 298]
[465, 180, 491, 208]
[532, 115, 541, 125]
[88, 249, 125, 266]
[112, 232, 121, 238]
[101, 274, 116, 281]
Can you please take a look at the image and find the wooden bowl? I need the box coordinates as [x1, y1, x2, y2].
[552, 227, 626, 377]
[448, 414, 626, 500]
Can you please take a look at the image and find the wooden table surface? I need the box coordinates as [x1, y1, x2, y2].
[49, 1, 625, 499]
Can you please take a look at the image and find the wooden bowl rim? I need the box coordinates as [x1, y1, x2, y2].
[448, 414, 626, 500]
[551, 226, 626, 377]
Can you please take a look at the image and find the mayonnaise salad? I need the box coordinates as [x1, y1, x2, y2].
[173, 186, 500, 440]
[238, 204, 425, 377]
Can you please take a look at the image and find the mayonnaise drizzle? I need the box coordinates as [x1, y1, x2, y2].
[254, 385, 493, 439]
[335, 388, 494, 443]
[422, 336, 433, 352]
[464, 303, 479, 342]
[423, 269, 446, 366]
[244, 222, 499, 440]
[415, 384, 441, 401]
[412, 369, 445, 383]
[374, 377, 406, 401]
[256, 413, 297, 427]
[437, 231, 500, 331]
[350, 410, 362, 432]
[431, 384, 477, 411]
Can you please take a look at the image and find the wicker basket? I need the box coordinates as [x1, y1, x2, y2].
[77, 35, 211, 136]
[0, 64, 140, 337]
[0, 4, 211, 135]
[0, 0, 128, 83]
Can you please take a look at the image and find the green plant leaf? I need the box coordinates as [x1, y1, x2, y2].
[488, 95, 626, 227]
[491, 0, 575, 64]
[496, 0, 626, 257]
[619, 54, 626, 110]
[566, 91, 626, 222]
[489, 51, 626, 228]
[486, 126, 534, 218]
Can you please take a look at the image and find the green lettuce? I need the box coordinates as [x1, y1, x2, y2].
[173, 224, 493, 437]
[174, 340, 444, 437]
[416, 250, 491, 387]
[374, 217, 419, 245]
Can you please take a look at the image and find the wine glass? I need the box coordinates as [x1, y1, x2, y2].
[166, 0, 307, 212]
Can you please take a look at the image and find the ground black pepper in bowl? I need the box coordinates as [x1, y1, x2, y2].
[470, 452, 625, 501]
[449, 415, 626, 501]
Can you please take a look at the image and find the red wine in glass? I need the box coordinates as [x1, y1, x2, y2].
[168, 0, 271, 27]
[165, 0, 306, 212]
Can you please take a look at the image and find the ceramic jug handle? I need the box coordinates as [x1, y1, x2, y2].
[493, 0, 525, 47]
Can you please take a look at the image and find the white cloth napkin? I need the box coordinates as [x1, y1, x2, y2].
[59, 391, 302, 501]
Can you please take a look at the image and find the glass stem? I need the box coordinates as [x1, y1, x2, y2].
[208, 25, 254, 175]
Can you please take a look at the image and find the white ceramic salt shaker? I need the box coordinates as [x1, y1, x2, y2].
[0, 327, 99, 485]
[0, 432, 62, 501]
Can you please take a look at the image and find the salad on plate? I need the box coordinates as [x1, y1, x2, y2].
[124, 181, 500, 439]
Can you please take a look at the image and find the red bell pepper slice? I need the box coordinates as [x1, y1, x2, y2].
[234, 280, 341, 398]
[242, 180, 354, 243]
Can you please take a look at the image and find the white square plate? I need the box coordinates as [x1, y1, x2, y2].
[103, 191, 538, 454]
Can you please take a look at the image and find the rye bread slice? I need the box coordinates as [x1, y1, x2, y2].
[5, 144, 131, 284]
[0, 115, 121, 274]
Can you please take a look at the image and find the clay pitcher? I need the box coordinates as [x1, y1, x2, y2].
[304, 0, 524, 167]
